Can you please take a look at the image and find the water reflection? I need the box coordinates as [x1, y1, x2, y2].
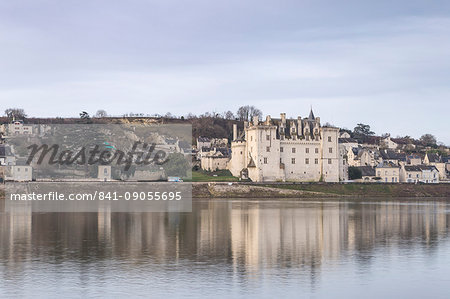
[1, 199, 449, 297]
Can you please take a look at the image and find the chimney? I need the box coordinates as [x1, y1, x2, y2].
[253, 115, 259, 126]
[233, 124, 237, 141]
[265, 115, 271, 125]
[280, 113, 286, 124]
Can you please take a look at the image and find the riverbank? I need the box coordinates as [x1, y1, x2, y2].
[1, 182, 449, 200]
[192, 182, 450, 198]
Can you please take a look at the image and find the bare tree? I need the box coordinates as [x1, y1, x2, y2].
[236, 106, 249, 121]
[224, 110, 234, 120]
[94, 109, 108, 118]
[185, 113, 197, 119]
[5, 108, 27, 120]
[249, 106, 262, 120]
[236, 105, 262, 121]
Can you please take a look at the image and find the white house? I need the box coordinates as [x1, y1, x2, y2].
[7, 121, 33, 135]
[401, 165, 439, 183]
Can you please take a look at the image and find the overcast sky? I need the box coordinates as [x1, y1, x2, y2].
[1, 0, 449, 144]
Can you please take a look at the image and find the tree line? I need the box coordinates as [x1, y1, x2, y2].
[2, 107, 444, 147]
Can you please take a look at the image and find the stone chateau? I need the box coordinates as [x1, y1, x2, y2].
[228, 110, 341, 182]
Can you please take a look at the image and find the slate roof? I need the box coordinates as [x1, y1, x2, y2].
[379, 149, 406, 161]
[247, 157, 256, 168]
[0, 144, 12, 157]
[357, 166, 376, 177]
[426, 153, 441, 163]
[405, 165, 438, 172]
[339, 138, 358, 143]
[308, 109, 315, 121]
[376, 161, 400, 168]
[197, 137, 211, 142]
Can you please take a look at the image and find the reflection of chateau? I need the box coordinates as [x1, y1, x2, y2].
[1, 201, 449, 283]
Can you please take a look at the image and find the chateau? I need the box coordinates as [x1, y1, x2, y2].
[228, 110, 341, 182]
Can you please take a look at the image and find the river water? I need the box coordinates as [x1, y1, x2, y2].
[1, 199, 449, 298]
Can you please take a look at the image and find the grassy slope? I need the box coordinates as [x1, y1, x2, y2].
[261, 183, 450, 197]
[187, 170, 239, 182]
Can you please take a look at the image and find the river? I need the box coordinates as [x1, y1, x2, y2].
[1, 199, 449, 298]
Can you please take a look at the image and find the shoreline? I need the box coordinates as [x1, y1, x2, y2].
[1, 182, 449, 200]
[192, 182, 450, 198]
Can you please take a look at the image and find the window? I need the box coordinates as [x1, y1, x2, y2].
[291, 158, 296, 164]
[104, 168, 108, 174]
[280, 147, 283, 152]
[408, 174, 411, 178]
[328, 136, 332, 142]
[264, 157, 268, 164]
[306, 148, 309, 154]
[329, 147, 333, 153]
[240, 151, 243, 155]
[315, 158, 319, 164]
[251, 136, 253, 141]
[17, 167, 20, 172]
[328, 159, 332, 164]
[25, 168, 28, 172]
[315, 148, 319, 154]
[266, 135, 270, 141]
[392, 177, 395, 182]
[292, 148, 296, 153]
[305, 158, 309, 164]
[266, 146, 270, 152]
[378, 171, 381, 176]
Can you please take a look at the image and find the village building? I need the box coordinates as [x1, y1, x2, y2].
[346, 148, 358, 167]
[346, 146, 379, 167]
[228, 110, 341, 182]
[339, 138, 358, 151]
[338, 144, 349, 181]
[357, 148, 378, 167]
[4, 159, 32, 182]
[381, 136, 398, 149]
[443, 156, 450, 176]
[7, 121, 33, 135]
[423, 153, 447, 180]
[376, 162, 400, 183]
[406, 154, 422, 165]
[356, 166, 377, 182]
[0, 144, 15, 166]
[201, 148, 229, 171]
[401, 165, 440, 183]
[379, 149, 406, 166]
[196, 137, 212, 150]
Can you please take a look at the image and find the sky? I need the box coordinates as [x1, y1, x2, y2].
[0, 0, 449, 144]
